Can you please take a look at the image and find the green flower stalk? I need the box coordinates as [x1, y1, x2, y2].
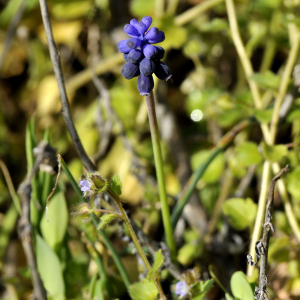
[118, 16, 176, 260]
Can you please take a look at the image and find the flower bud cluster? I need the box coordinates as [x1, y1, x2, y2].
[118, 16, 171, 96]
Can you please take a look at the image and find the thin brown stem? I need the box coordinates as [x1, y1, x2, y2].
[257, 165, 290, 297]
[39, 0, 95, 173]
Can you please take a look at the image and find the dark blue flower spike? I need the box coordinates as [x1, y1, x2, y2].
[118, 16, 171, 96]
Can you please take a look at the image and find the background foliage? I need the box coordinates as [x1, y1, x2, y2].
[1, 0, 300, 299]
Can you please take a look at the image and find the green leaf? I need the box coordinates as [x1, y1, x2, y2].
[129, 279, 158, 300]
[40, 192, 68, 250]
[156, 16, 187, 50]
[235, 142, 262, 167]
[110, 174, 122, 196]
[36, 234, 65, 299]
[230, 271, 254, 300]
[147, 249, 164, 279]
[191, 151, 225, 184]
[287, 109, 300, 122]
[97, 214, 118, 230]
[177, 242, 203, 266]
[254, 108, 273, 123]
[251, 71, 281, 90]
[287, 167, 300, 199]
[223, 198, 257, 230]
[191, 279, 214, 299]
[225, 293, 235, 300]
[130, 0, 155, 17]
[261, 142, 288, 162]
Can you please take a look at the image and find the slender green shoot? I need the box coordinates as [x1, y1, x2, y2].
[59, 156, 131, 289]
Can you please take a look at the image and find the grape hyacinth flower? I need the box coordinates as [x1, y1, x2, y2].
[175, 280, 189, 298]
[118, 16, 171, 96]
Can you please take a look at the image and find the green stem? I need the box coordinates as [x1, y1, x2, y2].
[59, 156, 131, 288]
[145, 92, 176, 261]
[269, 26, 300, 144]
[174, 0, 224, 26]
[247, 160, 271, 277]
[106, 188, 166, 299]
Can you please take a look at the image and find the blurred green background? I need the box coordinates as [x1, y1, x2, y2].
[1, 0, 300, 299]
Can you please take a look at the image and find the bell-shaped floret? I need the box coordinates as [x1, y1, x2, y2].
[147, 31, 165, 44]
[142, 16, 152, 32]
[118, 40, 132, 53]
[124, 24, 139, 37]
[128, 49, 144, 64]
[140, 58, 156, 76]
[143, 44, 158, 59]
[144, 27, 159, 40]
[126, 38, 141, 49]
[154, 46, 165, 60]
[121, 62, 140, 79]
[123, 53, 129, 62]
[137, 74, 154, 96]
[154, 61, 171, 80]
[130, 19, 139, 26]
[134, 21, 147, 35]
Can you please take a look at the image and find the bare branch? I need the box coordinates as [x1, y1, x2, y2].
[39, 0, 96, 173]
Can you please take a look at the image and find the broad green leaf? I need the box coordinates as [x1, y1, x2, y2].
[199, 18, 228, 32]
[147, 249, 164, 279]
[251, 71, 281, 90]
[235, 142, 262, 167]
[223, 198, 257, 230]
[97, 214, 118, 230]
[110, 174, 122, 196]
[230, 271, 254, 300]
[191, 151, 225, 184]
[36, 234, 65, 299]
[178, 242, 203, 266]
[129, 279, 158, 300]
[225, 293, 235, 300]
[287, 167, 300, 199]
[156, 16, 187, 50]
[268, 237, 290, 263]
[254, 109, 273, 123]
[261, 142, 288, 162]
[40, 192, 68, 250]
[287, 109, 300, 122]
[130, 0, 155, 17]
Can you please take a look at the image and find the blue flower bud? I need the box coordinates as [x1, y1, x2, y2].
[137, 74, 154, 96]
[124, 24, 139, 37]
[118, 40, 133, 53]
[121, 62, 140, 79]
[144, 27, 159, 40]
[142, 16, 152, 31]
[147, 31, 165, 44]
[143, 44, 158, 59]
[123, 53, 129, 62]
[130, 19, 139, 27]
[140, 58, 156, 76]
[126, 38, 141, 49]
[128, 49, 143, 64]
[154, 46, 165, 60]
[135, 21, 147, 35]
[154, 61, 171, 80]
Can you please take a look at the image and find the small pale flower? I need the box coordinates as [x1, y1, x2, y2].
[175, 280, 189, 298]
[80, 180, 90, 193]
